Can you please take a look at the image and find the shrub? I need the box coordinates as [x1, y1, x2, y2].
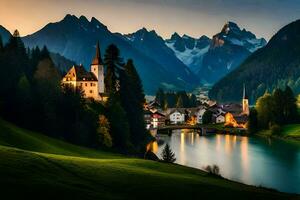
[204, 165, 220, 176]
[269, 124, 282, 136]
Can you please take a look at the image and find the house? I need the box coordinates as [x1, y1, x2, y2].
[62, 42, 107, 101]
[144, 109, 166, 129]
[151, 111, 165, 128]
[169, 110, 185, 124]
[196, 107, 207, 124]
[215, 114, 225, 124]
[144, 109, 152, 129]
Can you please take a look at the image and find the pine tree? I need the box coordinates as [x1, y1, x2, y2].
[161, 144, 176, 163]
[106, 94, 131, 151]
[104, 44, 123, 94]
[119, 59, 148, 152]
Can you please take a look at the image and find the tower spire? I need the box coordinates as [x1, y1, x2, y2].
[243, 83, 248, 99]
[92, 41, 103, 65]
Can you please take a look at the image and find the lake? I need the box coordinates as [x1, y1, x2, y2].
[154, 130, 300, 194]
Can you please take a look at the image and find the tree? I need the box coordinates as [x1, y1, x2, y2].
[119, 59, 149, 152]
[176, 96, 183, 108]
[104, 44, 123, 94]
[155, 88, 165, 107]
[247, 108, 258, 134]
[106, 94, 131, 151]
[255, 93, 274, 129]
[202, 110, 213, 124]
[283, 86, 298, 123]
[97, 115, 112, 148]
[161, 144, 176, 163]
[272, 88, 285, 125]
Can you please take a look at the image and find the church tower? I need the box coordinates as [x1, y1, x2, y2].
[91, 41, 105, 94]
[242, 84, 250, 116]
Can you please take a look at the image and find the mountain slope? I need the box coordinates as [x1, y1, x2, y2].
[123, 28, 198, 84]
[166, 22, 266, 83]
[0, 25, 11, 44]
[0, 119, 293, 200]
[209, 19, 300, 103]
[23, 15, 198, 94]
[165, 33, 211, 74]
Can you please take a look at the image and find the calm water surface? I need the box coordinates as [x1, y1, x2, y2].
[155, 130, 300, 194]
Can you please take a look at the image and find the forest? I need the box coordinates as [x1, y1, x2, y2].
[0, 30, 150, 155]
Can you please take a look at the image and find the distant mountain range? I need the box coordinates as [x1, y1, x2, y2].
[21, 15, 199, 94]
[166, 22, 266, 83]
[209, 19, 300, 103]
[0, 15, 267, 94]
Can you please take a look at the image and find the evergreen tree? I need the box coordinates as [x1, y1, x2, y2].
[161, 144, 176, 163]
[97, 115, 112, 148]
[202, 110, 213, 124]
[106, 94, 131, 151]
[283, 86, 298, 123]
[247, 108, 258, 134]
[119, 59, 148, 152]
[272, 88, 285, 125]
[176, 96, 183, 108]
[155, 88, 165, 107]
[104, 44, 123, 94]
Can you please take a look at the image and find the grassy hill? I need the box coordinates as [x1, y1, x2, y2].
[0, 119, 297, 200]
[258, 124, 300, 142]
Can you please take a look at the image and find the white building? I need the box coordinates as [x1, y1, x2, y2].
[169, 110, 185, 124]
[215, 114, 225, 124]
[196, 108, 206, 124]
[62, 41, 106, 101]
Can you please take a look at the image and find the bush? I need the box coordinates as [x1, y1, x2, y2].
[204, 165, 220, 176]
[270, 124, 282, 136]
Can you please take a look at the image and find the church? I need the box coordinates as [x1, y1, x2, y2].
[62, 42, 107, 101]
[224, 84, 249, 128]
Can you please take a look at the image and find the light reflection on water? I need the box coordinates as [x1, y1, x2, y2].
[154, 129, 300, 194]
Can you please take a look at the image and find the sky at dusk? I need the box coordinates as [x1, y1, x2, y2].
[1, 0, 300, 40]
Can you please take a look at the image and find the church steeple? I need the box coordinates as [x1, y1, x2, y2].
[92, 41, 103, 65]
[242, 83, 249, 115]
[243, 84, 248, 99]
[91, 41, 105, 94]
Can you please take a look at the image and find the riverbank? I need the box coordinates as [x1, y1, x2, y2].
[256, 124, 300, 145]
[0, 119, 297, 200]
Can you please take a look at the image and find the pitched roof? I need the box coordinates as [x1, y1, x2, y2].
[91, 41, 103, 65]
[64, 65, 98, 81]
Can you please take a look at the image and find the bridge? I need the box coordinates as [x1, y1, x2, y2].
[156, 124, 219, 135]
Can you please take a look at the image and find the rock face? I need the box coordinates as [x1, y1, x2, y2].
[209, 19, 300, 103]
[22, 15, 199, 94]
[166, 22, 266, 84]
[0, 25, 11, 44]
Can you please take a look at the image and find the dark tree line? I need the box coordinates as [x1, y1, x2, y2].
[155, 89, 198, 109]
[0, 32, 149, 154]
[248, 86, 299, 134]
[104, 44, 150, 153]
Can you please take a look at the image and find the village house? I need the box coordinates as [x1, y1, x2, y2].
[62, 42, 107, 101]
[215, 114, 225, 124]
[196, 106, 207, 124]
[169, 109, 185, 124]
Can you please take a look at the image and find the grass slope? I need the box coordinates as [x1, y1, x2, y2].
[0, 119, 298, 200]
[257, 124, 300, 142]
